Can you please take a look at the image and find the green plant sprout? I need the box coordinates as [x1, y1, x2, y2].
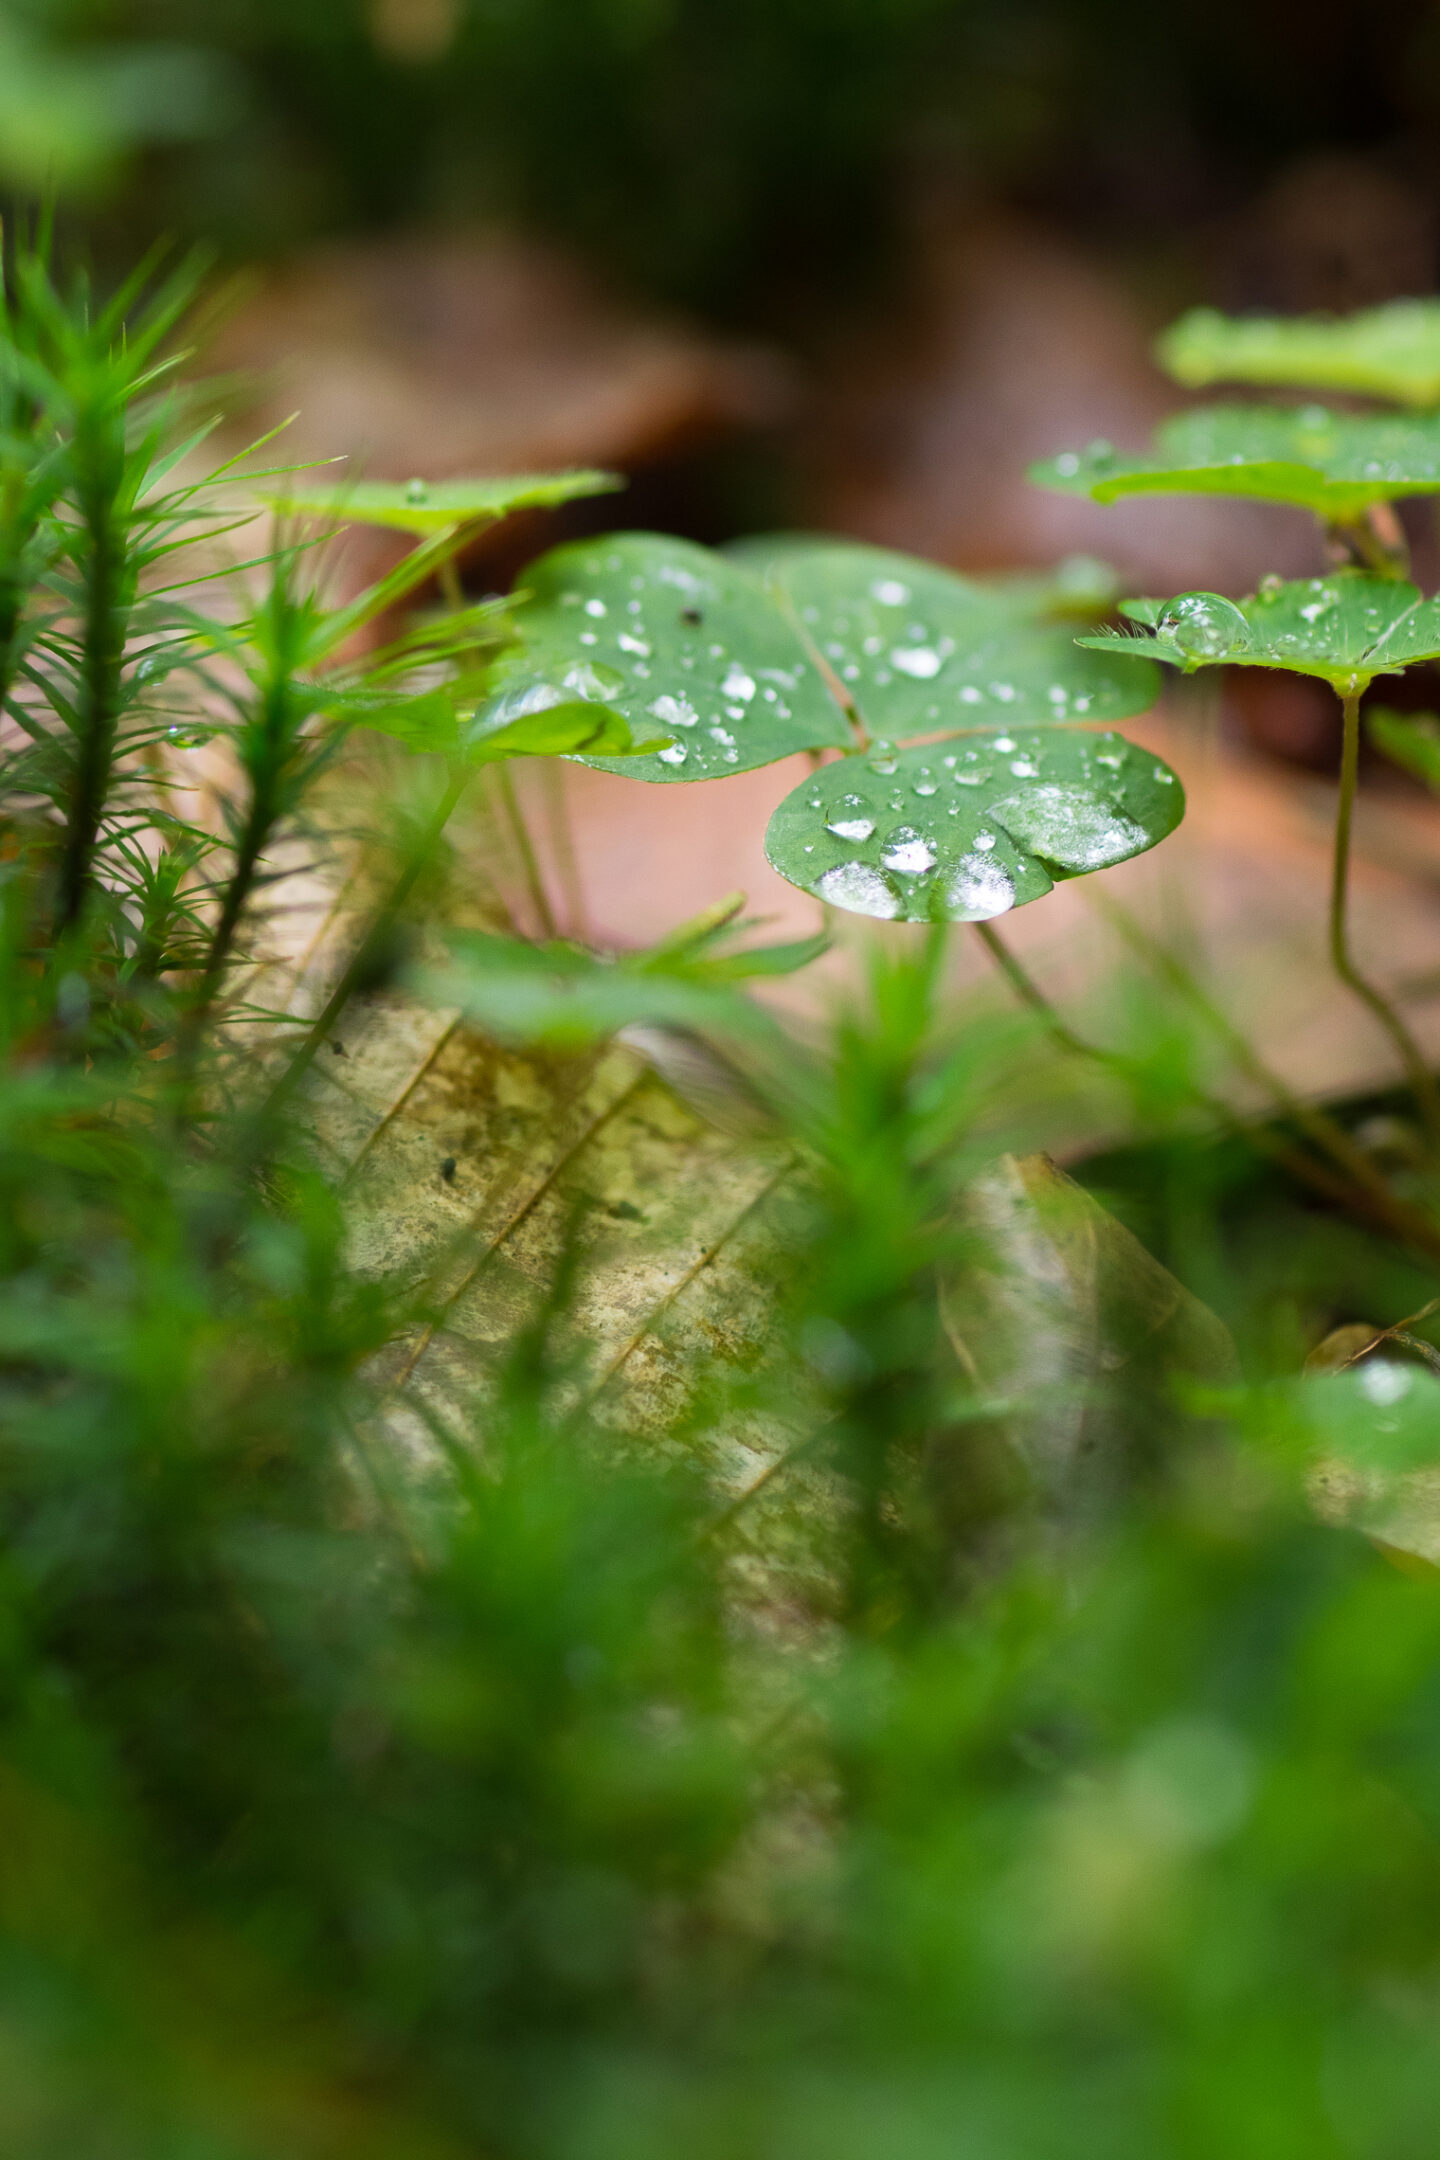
[1082, 572, 1440, 1139]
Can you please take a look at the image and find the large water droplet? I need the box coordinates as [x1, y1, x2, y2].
[658, 743, 689, 766]
[817, 862, 902, 918]
[1155, 592, 1252, 659]
[721, 663, 756, 702]
[912, 769, 938, 797]
[880, 826, 937, 874]
[484, 679, 566, 724]
[826, 794, 876, 842]
[892, 646, 942, 679]
[868, 741, 899, 776]
[946, 854, 1015, 920]
[990, 784, 1148, 869]
[563, 662, 624, 700]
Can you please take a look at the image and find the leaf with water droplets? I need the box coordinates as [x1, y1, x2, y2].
[765, 730, 1183, 923]
[1083, 572, 1440, 695]
[1158, 302, 1440, 409]
[263, 469, 621, 534]
[485, 532, 853, 782]
[1032, 405, 1440, 517]
[731, 537, 1158, 736]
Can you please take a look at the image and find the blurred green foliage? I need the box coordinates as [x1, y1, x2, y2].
[8, 229, 1440, 2160]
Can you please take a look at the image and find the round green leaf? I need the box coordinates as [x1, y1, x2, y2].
[492, 532, 853, 783]
[1159, 302, 1440, 409]
[732, 538, 1159, 734]
[765, 730, 1184, 923]
[1033, 405, 1440, 518]
[264, 470, 620, 534]
[1082, 573, 1440, 695]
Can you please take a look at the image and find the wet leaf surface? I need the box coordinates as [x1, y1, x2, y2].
[764, 729, 1183, 922]
[1158, 301, 1440, 408]
[264, 469, 620, 533]
[1033, 404, 1440, 517]
[1083, 573, 1440, 695]
[492, 532, 853, 782]
[733, 537, 1158, 736]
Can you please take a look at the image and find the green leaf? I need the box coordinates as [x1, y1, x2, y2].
[1159, 302, 1440, 409]
[345, 687, 664, 763]
[1032, 404, 1440, 518]
[263, 469, 621, 535]
[416, 923, 812, 1049]
[1366, 706, 1440, 792]
[1082, 573, 1440, 695]
[733, 537, 1159, 735]
[764, 730, 1183, 923]
[490, 532, 853, 783]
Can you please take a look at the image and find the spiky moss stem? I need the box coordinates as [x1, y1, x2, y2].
[1329, 690, 1440, 1148]
[57, 420, 130, 936]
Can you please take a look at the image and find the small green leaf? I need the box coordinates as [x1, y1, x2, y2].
[463, 695, 663, 764]
[489, 532, 853, 783]
[1033, 405, 1440, 518]
[417, 923, 813, 1048]
[1083, 573, 1440, 695]
[264, 469, 620, 535]
[765, 730, 1183, 923]
[1159, 302, 1440, 409]
[733, 537, 1159, 734]
[1366, 706, 1440, 792]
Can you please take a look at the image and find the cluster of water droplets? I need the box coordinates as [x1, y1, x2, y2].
[543, 553, 817, 772]
[799, 729, 1170, 922]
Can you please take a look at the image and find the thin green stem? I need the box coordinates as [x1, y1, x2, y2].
[973, 919, 1440, 1265]
[1329, 689, 1440, 1146]
[491, 760, 558, 939]
[1090, 890, 1424, 1213]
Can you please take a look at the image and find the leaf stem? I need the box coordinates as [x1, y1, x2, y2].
[1329, 689, 1440, 1146]
[491, 760, 558, 940]
[973, 918, 1440, 1263]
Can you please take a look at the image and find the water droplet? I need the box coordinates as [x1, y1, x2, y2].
[912, 769, 938, 797]
[658, 743, 689, 766]
[991, 784, 1147, 869]
[166, 723, 213, 748]
[817, 862, 902, 917]
[1257, 574, 1285, 600]
[1299, 593, 1337, 624]
[405, 477, 428, 504]
[826, 814, 876, 842]
[959, 686, 984, 705]
[868, 741, 899, 776]
[584, 598, 607, 618]
[1358, 1360, 1413, 1406]
[649, 692, 698, 729]
[618, 631, 651, 656]
[1154, 591, 1252, 659]
[946, 854, 1015, 920]
[721, 664, 755, 704]
[871, 579, 909, 606]
[708, 724, 736, 746]
[892, 646, 942, 679]
[1009, 758, 1038, 777]
[579, 632, 597, 646]
[992, 736, 1016, 753]
[562, 661, 624, 700]
[974, 831, 996, 851]
[1054, 453, 1081, 477]
[988, 682, 1017, 702]
[862, 635, 883, 656]
[1094, 747, 1124, 769]
[880, 826, 937, 874]
[1152, 764, 1175, 784]
[483, 679, 566, 724]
